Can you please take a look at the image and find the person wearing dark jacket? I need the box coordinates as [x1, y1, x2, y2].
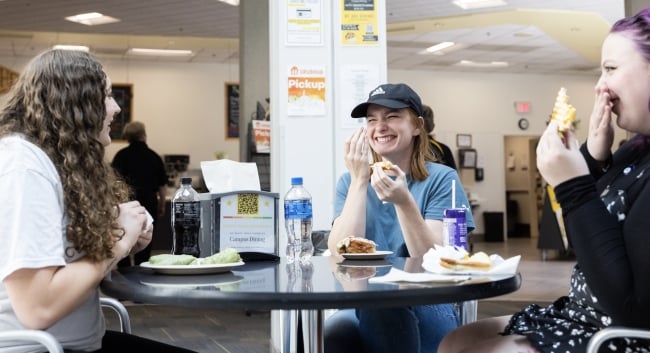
[422, 104, 457, 170]
[440, 7, 650, 353]
[112, 121, 168, 266]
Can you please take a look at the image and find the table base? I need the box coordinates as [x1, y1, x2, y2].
[276, 309, 324, 353]
[275, 300, 476, 353]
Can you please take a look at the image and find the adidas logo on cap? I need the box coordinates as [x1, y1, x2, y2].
[370, 87, 386, 96]
[350, 83, 423, 118]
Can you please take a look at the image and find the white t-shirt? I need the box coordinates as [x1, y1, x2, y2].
[0, 135, 104, 353]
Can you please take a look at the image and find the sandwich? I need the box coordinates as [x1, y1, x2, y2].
[375, 161, 394, 170]
[369, 160, 394, 173]
[336, 236, 377, 254]
[439, 251, 492, 271]
[148, 254, 197, 266]
[550, 87, 577, 141]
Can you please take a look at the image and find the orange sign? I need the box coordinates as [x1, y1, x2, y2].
[287, 65, 326, 116]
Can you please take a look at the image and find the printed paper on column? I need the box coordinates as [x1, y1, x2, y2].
[287, 65, 326, 116]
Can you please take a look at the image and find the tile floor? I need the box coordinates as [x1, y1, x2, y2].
[105, 237, 576, 353]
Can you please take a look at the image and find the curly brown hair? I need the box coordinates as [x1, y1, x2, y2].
[370, 108, 435, 181]
[0, 49, 128, 261]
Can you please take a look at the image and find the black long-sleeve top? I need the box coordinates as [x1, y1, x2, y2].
[112, 141, 168, 219]
[554, 137, 650, 327]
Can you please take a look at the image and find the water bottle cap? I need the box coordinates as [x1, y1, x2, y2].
[180, 177, 192, 185]
[290, 177, 303, 185]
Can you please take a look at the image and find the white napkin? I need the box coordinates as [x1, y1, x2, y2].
[422, 245, 521, 275]
[369, 268, 470, 284]
[145, 210, 154, 227]
[142, 210, 154, 232]
[200, 159, 260, 193]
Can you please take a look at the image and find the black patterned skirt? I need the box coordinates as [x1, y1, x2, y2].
[502, 267, 650, 353]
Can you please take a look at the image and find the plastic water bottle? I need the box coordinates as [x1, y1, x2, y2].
[442, 207, 468, 250]
[284, 177, 313, 263]
[171, 177, 201, 257]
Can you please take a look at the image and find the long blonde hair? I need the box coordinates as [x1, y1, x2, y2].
[370, 108, 435, 180]
[0, 50, 128, 261]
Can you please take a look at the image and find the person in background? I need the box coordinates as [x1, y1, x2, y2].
[324, 83, 475, 353]
[112, 121, 168, 266]
[0, 49, 195, 352]
[439, 7, 650, 353]
[422, 104, 457, 170]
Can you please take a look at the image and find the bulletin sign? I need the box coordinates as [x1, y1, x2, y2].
[340, 0, 378, 46]
[110, 84, 133, 140]
[286, 0, 323, 45]
[226, 82, 240, 139]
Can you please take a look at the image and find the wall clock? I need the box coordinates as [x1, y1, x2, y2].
[518, 118, 529, 130]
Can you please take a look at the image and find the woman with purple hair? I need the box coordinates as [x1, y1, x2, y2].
[439, 7, 650, 353]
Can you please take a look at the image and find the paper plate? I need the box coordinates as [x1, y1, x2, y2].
[140, 261, 245, 275]
[422, 246, 520, 275]
[340, 250, 393, 260]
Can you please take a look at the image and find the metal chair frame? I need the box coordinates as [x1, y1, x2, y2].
[586, 326, 650, 353]
[0, 297, 131, 353]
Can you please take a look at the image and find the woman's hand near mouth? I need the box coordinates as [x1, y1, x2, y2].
[587, 83, 615, 162]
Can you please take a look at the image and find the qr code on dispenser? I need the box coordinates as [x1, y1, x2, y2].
[237, 193, 259, 215]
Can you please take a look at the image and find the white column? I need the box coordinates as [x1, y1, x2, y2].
[269, 1, 387, 352]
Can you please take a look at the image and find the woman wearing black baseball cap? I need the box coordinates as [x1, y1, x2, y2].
[325, 83, 475, 353]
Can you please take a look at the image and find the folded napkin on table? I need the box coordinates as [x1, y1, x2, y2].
[422, 245, 521, 275]
[369, 268, 470, 284]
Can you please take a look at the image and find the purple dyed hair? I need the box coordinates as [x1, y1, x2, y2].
[611, 7, 650, 146]
[611, 7, 650, 61]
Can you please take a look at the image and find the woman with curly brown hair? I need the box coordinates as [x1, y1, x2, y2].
[0, 49, 195, 352]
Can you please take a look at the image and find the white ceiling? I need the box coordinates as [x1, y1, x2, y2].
[0, 0, 630, 75]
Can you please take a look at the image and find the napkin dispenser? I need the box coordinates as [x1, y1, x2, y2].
[199, 191, 280, 260]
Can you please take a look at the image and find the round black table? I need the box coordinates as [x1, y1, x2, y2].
[101, 256, 521, 353]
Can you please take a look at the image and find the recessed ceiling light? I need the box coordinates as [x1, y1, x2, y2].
[127, 48, 194, 57]
[452, 0, 507, 10]
[217, 0, 240, 6]
[65, 12, 120, 26]
[424, 41, 455, 54]
[456, 60, 509, 68]
[52, 45, 89, 52]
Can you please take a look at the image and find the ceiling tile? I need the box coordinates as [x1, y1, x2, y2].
[0, 0, 629, 74]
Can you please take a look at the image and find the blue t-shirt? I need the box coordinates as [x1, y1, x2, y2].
[334, 162, 474, 256]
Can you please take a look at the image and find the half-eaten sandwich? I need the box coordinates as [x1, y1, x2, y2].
[336, 236, 377, 254]
[439, 251, 492, 271]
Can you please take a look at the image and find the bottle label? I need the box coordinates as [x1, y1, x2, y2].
[442, 208, 468, 249]
[284, 199, 312, 219]
[172, 201, 201, 257]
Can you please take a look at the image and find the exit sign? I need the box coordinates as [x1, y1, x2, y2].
[514, 101, 531, 114]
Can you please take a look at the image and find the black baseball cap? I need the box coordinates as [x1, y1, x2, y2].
[351, 83, 424, 118]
